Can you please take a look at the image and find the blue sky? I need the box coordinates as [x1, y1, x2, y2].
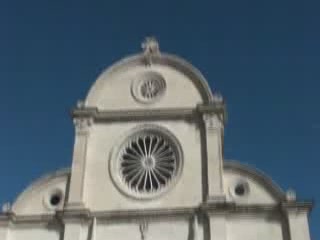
[0, 0, 319, 237]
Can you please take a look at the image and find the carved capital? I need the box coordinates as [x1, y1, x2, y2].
[203, 114, 223, 131]
[73, 117, 93, 135]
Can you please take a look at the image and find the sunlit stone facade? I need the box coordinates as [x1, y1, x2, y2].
[0, 38, 312, 240]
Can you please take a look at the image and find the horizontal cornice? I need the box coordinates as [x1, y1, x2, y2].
[201, 202, 313, 215]
[71, 103, 225, 122]
[0, 201, 312, 224]
[281, 201, 314, 212]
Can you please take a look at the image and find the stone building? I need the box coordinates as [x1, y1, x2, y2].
[0, 38, 312, 240]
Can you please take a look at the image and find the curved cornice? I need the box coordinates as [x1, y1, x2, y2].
[85, 53, 214, 105]
[224, 161, 286, 201]
[12, 168, 71, 208]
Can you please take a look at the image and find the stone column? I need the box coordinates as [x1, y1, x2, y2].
[203, 113, 225, 202]
[285, 208, 311, 240]
[66, 117, 92, 209]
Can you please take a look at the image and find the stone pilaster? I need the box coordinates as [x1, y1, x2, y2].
[66, 117, 93, 209]
[208, 213, 226, 240]
[0, 223, 10, 240]
[63, 219, 90, 240]
[284, 207, 311, 240]
[188, 215, 199, 240]
[91, 218, 97, 240]
[202, 113, 225, 202]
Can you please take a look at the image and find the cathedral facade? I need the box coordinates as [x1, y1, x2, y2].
[0, 38, 312, 240]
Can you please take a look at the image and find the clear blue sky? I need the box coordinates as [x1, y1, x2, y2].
[0, 0, 318, 237]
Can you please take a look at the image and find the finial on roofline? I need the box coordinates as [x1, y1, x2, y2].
[286, 189, 296, 202]
[141, 37, 160, 54]
[141, 37, 160, 65]
[2, 202, 11, 213]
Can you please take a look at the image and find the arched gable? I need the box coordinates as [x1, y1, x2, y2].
[223, 161, 286, 204]
[84, 53, 214, 110]
[12, 169, 70, 215]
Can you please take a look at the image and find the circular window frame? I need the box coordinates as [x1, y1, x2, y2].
[229, 179, 250, 199]
[109, 125, 183, 200]
[131, 71, 166, 104]
[43, 188, 64, 210]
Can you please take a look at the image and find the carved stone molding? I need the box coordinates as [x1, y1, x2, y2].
[73, 117, 93, 135]
[131, 71, 166, 104]
[281, 202, 313, 213]
[1, 203, 11, 214]
[72, 103, 225, 123]
[0, 202, 313, 224]
[73, 107, 196, 122]
[202, 114, 223, 131]
[206, 195, 227, 203]
[212, 93, 224, 104]
[201, 202, 313, 216]
[64, 202, 87, 211]
[286, 189, 297, 202]
[56, 208, 91, 224]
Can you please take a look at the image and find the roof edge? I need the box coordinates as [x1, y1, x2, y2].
[12, 168, 71, 208]
[224, 160, 286, 201]
[84, 53, 214, 106]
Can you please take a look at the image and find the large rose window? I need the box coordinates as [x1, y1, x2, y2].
[111, 127, 182, 199]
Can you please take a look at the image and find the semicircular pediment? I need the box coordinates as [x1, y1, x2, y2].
[85, 39, 214, 110]
[12, 168, 70, 215]
[223, 161, 286, 204]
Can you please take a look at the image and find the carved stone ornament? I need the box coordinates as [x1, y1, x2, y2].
[203, 114, 223, 131]
[110, 125, 183, 200]
[1, 202, 11, 213]
[76, 99, 85, 109]
[212, 92, 224, 103]
[139, 220, 149, 240]
[73, 117, 93, 134]
[286, 189, 297, 202]
[131, 71, 166, 104]
[141, 37, 160, 65]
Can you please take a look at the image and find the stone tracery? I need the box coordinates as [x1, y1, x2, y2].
[118, 130, 180, 197]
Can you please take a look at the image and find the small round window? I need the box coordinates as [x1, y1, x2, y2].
[235, 183, 246, 196]
[50, 193, 62, 206]
[131, 72, 166, 104]
[43, 189, 64, 210]
[231, 180, 250, 198]
[110, 126, 183, 199]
